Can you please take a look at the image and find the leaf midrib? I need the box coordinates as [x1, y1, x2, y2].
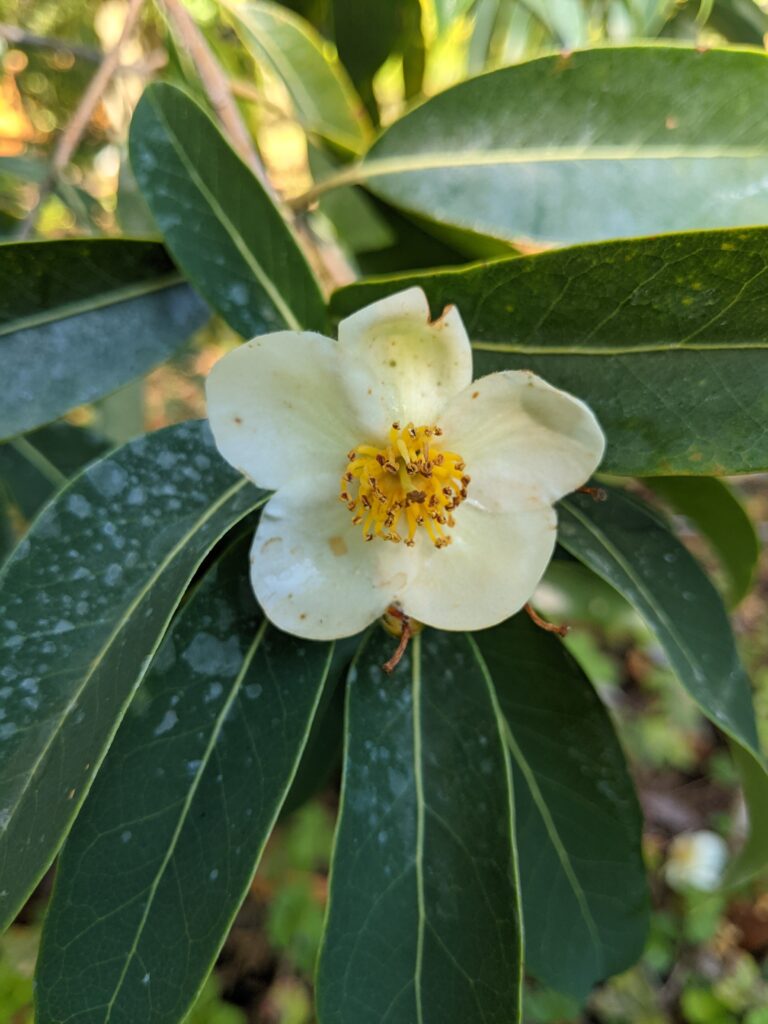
[0, 478, 255, 860]
[146, 92, 302, 332]
[103, 617, 269, 1020]
[472, 339, 768, 356]
[0, 273, 183, 340]
[305, 144, 768, 200]
[465, 635, 596, 975]
[411, 633, 426, 1024]
[560, 498, 760, 757]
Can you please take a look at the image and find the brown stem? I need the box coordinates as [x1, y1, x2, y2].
[524, 602, 569, 637]
[15, 0, 146, 240]
[383, 615, 413, 674]
[158, 0, 268, 188]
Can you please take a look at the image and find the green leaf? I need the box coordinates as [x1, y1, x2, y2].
[472, 614, 649, 999]
[646, 477, 759, 607]
[558, 486, 768, 880]
[280, 636, 359, 816]
[330, 0, 423, 122]
[129, 83, 326, 338]
[222, 0, 371, 155]
[0, 424, 109, 521]
[317, 627, 522, 1023]
[330, 228, 768, 476]
[0, 424, 110, 562]
[314, 46, 768, 246]
[35, 539, 331, 1024]
[434, 0, 475, 32]
[0, 239, 207, 440]
[0, 421, 265, 930]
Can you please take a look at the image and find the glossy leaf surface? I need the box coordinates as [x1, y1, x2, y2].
[317, 627, 522, 1024]
[0, 421, 265, 929]
[36, 540, 331, 1024]
[130, 83, 326, 337]
[1, 240, 207, 440]
[559, 486, 768, 879]
[0, 424, 109, 561]
[339, 47, 768, 245]
[646, 476, 759, 607]
[331, 228, 768, 476]
[223, 0, 370, 154]
[472, 615, 649, 999]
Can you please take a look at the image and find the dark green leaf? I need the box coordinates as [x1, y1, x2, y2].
[0, 421, 265, 929]
[129, 83, 326, 338]
[646, 477, 759, 606]
[317, 627, 522, 1023]
[223, 0, 370, 155]
[318, 46, 768, 245]
[331, 228, 768, 476]
[0, 424, 110, 562]
[559, 486, 768, 881]
[472, 614, 649, 999]
[0, 239, 207, 440]
[0, 423, 109, 521]
[281, 635, 360, 816]
[36, 539, 331, 1024]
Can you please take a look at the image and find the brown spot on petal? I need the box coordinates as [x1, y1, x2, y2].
[329, 535, 348, 556]
[234, 415, 243, 425]
[472, 391, 479, 399]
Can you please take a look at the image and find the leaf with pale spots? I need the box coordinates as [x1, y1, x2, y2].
[0, 420, 266, 930]
[317, 626, 522, 1024]
[35, 538, 338, 1024]
[130, 83, 327, 338]
[559, 486, 768, 882]
[0, 239, 208, 441]
[0, 423, 110, 561]
[331, 227, 768, 476]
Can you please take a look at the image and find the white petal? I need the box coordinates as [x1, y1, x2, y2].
[206, 331, 361, 490]
[440, 371, 605, 512]
[402, 500, 557, 631]
[250, 473, 417, 640]
[338, 287, 473, 438]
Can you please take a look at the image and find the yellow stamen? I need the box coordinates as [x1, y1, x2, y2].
[340, 422, 469, 549]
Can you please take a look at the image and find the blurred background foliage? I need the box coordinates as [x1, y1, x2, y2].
[2, 0, 768, 1020]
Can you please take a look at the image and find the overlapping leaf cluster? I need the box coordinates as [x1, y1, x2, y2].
[1, 8, 767, 1024]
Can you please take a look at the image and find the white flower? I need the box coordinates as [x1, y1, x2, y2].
[206, 287, 605, 640]
[665, 831, 728, 892]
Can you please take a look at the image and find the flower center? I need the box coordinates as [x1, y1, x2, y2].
[340, 422, 470, 548]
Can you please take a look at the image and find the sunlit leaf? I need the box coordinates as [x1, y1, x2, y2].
[318, 46, 768, 245]
[223, 0, 371, 154]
